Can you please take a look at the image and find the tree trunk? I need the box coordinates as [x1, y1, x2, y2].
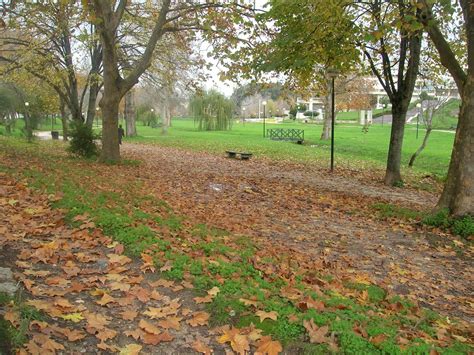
[437, 78, 474, 216]
[59, 99, 68, 141]
[408, 127, 431, 167]
[384, 99, 409, 185]
[85, 81, 100, 127]
[161, 87, 171, 135]
[320, 79, 332, 140]
[100, 94, 120, 162]
[124, 89, 137, 137]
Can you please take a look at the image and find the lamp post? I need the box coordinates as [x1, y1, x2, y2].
[262, 100, 267, 137]
[242, 107, 246, 125]
[326, 69, 339, 172]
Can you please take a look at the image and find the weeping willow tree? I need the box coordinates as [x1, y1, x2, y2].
[190, 90, 234, 131]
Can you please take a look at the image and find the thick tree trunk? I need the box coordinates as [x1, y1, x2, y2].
[384, 100, 409, 185]
[437, 79, 474, 216]
[321, 79, 332, 140]
[124, 90, 137, 137]
[408, 127, 431, 167]
[100, 95, 120, 162]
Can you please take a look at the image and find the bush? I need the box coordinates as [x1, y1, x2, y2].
[452, 216, 474, 238]
[423, 209, 474, 238]
[303, 111, 320, 118]
[67, 122, 99, 158]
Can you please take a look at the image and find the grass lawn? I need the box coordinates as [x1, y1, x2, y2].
[130, 119, 454, 178]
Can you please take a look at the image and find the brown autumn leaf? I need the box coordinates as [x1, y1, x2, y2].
[181, 308, 193, 316]
[124, 329, 144, 340]
[139, 319, 161, 335]
[110, 281, 131, 292]
[4, 309, 20, 327]
[193, 294, 214, 304]
[192, 339, 213, 354]
[239, 298, 258, 307]
[31, 334, 65, 352]
[141, 253, 156, 273]
[207, 286, 220, 296]
[187, 311, 210, 327]
[108, 253, 132, 265]
[160, 260, 173, 272]
[255, 336, 283, 355]
[121, 309, 138, 321]
[256, 310, 278, 322]
[150, 279, 174, 288]
[97, 293, 116, 306]
[303, 319, 329, 344]
[141, 331, 174, 345]
[96, 327, 117, 342]
[150, 290, 165, 301]
[218, 327, 250, 355]
[157, 316, 182, 330]
[85, 312, 110, 331]
[370, 334, 387, 346]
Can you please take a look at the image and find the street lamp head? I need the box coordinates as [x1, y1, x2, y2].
[151, 108, 154, 112]
[25, 102, 30, 107]
[262, 100, 267, 106]
[96, 107, 99, 111]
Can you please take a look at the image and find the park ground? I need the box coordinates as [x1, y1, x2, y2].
[0, 120, 473, 354]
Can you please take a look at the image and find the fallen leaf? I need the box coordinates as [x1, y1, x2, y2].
[193, 294, 214, 304]
[218, 327, 250, 354]
[119, 344, 142, 355]
[97, 293, 116, 306]
[139, 319, 161, 335]
[255, 336, 282, 355]
[187, 311, 210, 327]
[192, 339, 213, 354]
[256, 310, 278, 322]
[121, 309, 138, 321]
[303, 319, 329, 344]
[157, 316, 182, 330]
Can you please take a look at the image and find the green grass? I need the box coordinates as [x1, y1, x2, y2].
[431, 99, 460, 130]
[129, 119, 454, 178]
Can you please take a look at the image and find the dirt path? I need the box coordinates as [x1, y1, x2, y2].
[123, 143, 473, 323]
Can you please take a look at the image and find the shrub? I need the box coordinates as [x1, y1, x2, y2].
[303, 111, 320, 118]
[67, 122, 99, 158]
[423, 209, 474, 238]
[452, 216, 474, 238]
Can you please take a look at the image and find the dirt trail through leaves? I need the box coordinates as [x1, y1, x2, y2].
[124, 143, 473, 323]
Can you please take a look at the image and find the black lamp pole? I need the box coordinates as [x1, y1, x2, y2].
[330, 76, 335, 172]
[262, 102, 266, 137]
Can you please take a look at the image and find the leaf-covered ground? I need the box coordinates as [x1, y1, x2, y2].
[0, 137, 472, 354]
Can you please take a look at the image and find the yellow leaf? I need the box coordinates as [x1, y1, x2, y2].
[119, 344, 142, 355]
[60, 312, 84, 323]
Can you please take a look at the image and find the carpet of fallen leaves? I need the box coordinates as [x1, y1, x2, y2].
[0, 139, 473, 354]
[124, 144, 473, 323]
